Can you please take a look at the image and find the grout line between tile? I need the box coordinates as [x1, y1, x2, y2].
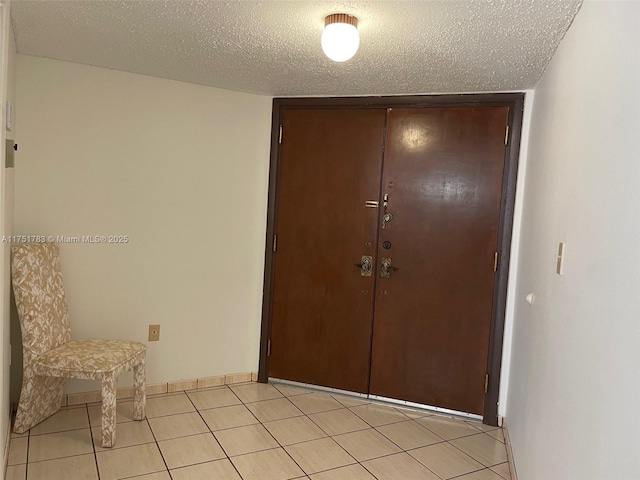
[83, 404, 101, 480]
[490, 463, 512, 480]
[184, 385, 246, 479]
[248, 391, 326, 478]
[446, 432, 506, 469]
[448, 466, 493, 479]
[25, 428, 30, 480]
[144, 415, 172, 479]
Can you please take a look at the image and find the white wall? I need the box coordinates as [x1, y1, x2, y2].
[507, 1, 640, 479]
[14, 56, 272, 394]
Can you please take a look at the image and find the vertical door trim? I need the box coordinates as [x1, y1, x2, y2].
[486, 94, 525, 423]
[258, 93, 525, 426]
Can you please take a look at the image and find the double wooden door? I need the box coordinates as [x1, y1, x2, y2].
[267, 105, 510, 416]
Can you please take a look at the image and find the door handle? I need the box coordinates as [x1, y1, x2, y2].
[379, 257, 398, 278]
[354, 255, 373, 277]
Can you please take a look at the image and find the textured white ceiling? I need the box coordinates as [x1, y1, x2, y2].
[10, 0, 582, 96]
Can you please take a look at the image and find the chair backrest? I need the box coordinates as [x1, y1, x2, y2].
[12, 243, 72, 359]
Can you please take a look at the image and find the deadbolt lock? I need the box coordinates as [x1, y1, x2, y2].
[379, 257, 398, 278]
[354, 255, 373, 277]
[382, 212, 393, 229]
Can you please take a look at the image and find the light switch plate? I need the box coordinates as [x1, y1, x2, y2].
[556, 242, 565, 275]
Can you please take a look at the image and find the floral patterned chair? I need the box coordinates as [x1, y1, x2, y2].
[11, 242, 146, 447]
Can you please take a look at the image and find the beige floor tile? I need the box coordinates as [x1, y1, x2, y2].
[230, 383, 283, 403]
[455, 468, 506, 480]
[272, 384, 315, 397]
[4, 464, 26, 480]
[200, 404, 259, 431]
[232, 447, 305, 480]
[416, 415, 485, 440]
[146, 393, 196, 418]
[376, 420, 443, 450]
[309, 463, 376, 480]
[246, 398, 304, 422]
[450, 433, 508, 467]
[188, 387, 242, 410]
[7, 436, 28, 465]
[350, 403, 409, 427]
[362, 452, 440, 480]
[289, 393, 343, 414]
[158, 432, 226, 469]
[96, 442, 166, 480]
[11, 430, 28, 438]
[309, 408, 369, 436]
[148, 412, 209, 441]
[285, 437, 355, 474]
[132, 473, 172, 480]
[28, 428, 94, 462]
[486, 428, 505, 443]
[490, 462, 512, 479]
[88, 400, 136, 426]
[30, 407, 89, 435]
[214, 423, 279, 456]
[332, 395, 370, 408]
[333, 428, 401, 462]
[27, 453, 98, 480]
[92, 420, 155, 451]
[466, 420, 500, 432]
[171, 458, 242, 480]
[409, 441, 484, 479]
[264, 415, 327, 446]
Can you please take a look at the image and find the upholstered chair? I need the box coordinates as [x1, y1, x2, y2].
[11, 242, 146, 447]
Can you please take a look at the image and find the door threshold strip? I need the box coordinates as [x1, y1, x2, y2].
[268, 377, 368, 398]
[368, 394, 482, 421]
[268, 377, 483, 421]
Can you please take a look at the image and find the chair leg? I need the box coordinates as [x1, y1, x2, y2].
[100, 373, 117, 448]
[13, 373, 65, 434]
[133, 357, 146, 421]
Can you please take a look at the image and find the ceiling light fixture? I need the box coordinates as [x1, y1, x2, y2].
[321, 14, 359, 62]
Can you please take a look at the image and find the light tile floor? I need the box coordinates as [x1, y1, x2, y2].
[5, 382, 512, 480]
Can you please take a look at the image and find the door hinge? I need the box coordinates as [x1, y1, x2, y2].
[267, 340, 272, 357]
[278, 125, 283, 144]
[484, 373, 489, 394]
[273, 234, 277, 252]
[504, 125, 509, 146]
[493, 252, 499, 272]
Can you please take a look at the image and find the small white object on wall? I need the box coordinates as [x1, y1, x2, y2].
[6, 100, 12, 131]
[525, 293, 534, 305]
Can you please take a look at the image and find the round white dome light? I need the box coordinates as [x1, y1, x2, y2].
[321, 14, 359, 62]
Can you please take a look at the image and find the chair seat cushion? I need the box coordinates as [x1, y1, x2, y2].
[35, 339, 146, 377]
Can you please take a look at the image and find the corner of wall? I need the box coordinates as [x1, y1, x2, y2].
[0, 1, 17, 474]
[497, 89, 535, 418]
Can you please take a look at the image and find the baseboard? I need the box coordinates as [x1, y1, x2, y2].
[3, 412, 11, 480]
[63, 370, 258, 406]
[502, 418, 519, 480]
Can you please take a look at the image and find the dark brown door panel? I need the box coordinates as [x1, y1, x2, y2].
[269, 108, 386, 393]
[369, 107, 509, 415]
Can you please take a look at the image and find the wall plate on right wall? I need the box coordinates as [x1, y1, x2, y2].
[556, 242, 565, 275]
